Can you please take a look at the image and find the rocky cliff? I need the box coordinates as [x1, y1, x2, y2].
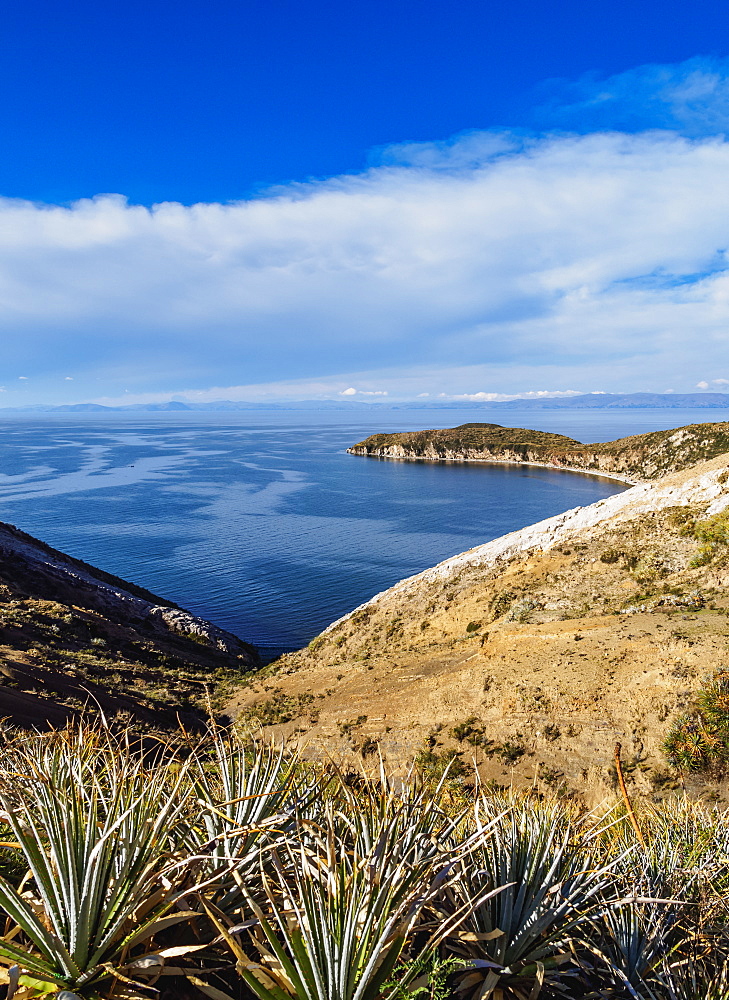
[0, 520, 259, 729]
[231, 453, 729, 803]
[347, 421, 729, 483]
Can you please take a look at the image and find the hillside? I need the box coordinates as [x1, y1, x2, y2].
[0, 520, 259, 728]
[230, 453, 729, 802]
[347, 421, 729, 482]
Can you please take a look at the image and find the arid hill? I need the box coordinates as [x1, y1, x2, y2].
[231, 453, 729, 803]
[0, 520, 258, 729]
[348, 421, 729, 482]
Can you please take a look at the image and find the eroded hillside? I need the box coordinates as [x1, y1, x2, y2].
[0, 520, 259, 728]
[348, 421, 729, 482]
[230, 454, 729, 802]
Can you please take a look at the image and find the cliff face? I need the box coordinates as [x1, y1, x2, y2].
[347, 422, 729, 482]
[0, 520, 259, 729]
[230, 453, 729, 803]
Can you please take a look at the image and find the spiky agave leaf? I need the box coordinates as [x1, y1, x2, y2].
[582, 894, 684, 999]
[593, 797, 729, 994]
[188, 726, 303, 906]
[299, 771, 465, 886]
[662, 713, 729, 772]
[0, 724, 199, 996]
[656, 955, 729, 1000]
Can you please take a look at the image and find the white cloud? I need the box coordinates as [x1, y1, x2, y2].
[7, 95, 729, 401]
[696, 378, 729, 389]
[448, 389, 582, 402]
[339, 387, 388, 396]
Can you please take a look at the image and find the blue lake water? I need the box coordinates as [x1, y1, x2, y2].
[0, 407, 725, 656]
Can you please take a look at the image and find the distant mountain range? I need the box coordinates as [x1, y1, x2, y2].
[4, 392, 729, 412]
[484, 392, 729, 409]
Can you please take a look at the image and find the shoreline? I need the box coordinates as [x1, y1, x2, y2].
[346, 450, 641, 486]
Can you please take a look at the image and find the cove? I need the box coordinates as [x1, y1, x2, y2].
[1, 408, 714, 658]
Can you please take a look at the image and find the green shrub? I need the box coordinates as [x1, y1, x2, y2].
[180, 630, 212, 646]
[414, 747, 469, 784]
[451, 716, 485, 744]
[496, 740, 526, 764]
[490, 591, 514, 619]
[600, 548, 624, 564]
[663, 671, 729, 772]
[680, 509, 729, 566]
[506, 598, 540, 623]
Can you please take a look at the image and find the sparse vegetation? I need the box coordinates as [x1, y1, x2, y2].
[683, 508, 729, 566]
[600, 547, 624, 563]
[241, 688, 315, 726]
[414, 745, 469, 785]
[505, 597, 540, 622]
[451, 716, 485, 744]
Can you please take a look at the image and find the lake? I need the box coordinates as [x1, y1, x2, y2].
[0, 407, 724, 657]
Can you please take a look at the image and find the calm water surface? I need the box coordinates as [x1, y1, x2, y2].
[0, 407, 723, 655]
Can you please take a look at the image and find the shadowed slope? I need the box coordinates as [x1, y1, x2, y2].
[0, 520, 259, 728]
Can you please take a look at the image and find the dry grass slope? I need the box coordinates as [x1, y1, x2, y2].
[231, 452, 729, 804]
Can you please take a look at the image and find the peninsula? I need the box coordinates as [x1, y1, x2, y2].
[347, 421, 729, 483]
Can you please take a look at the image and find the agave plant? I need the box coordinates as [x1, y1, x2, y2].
[0, 726, 201, 998]
[577, 795, 729, 999]
[655, 955, 729, 1000]
[582, 893, 685, 999]
[205, 788, 500, 1000]
[662, 713, 729, 772]
[445, 793, 618, 1000]
[302, 768, 466, 880]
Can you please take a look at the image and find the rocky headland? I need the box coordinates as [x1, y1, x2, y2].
[347, 421, 729, 483]
[0, 520, 259, 728]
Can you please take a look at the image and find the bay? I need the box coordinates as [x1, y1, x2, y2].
[0, 407, 724, 657]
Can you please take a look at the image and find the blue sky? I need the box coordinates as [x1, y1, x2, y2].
[5, 0, 729, 404]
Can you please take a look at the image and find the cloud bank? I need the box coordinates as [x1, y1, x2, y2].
[5, 58, 729, 404]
